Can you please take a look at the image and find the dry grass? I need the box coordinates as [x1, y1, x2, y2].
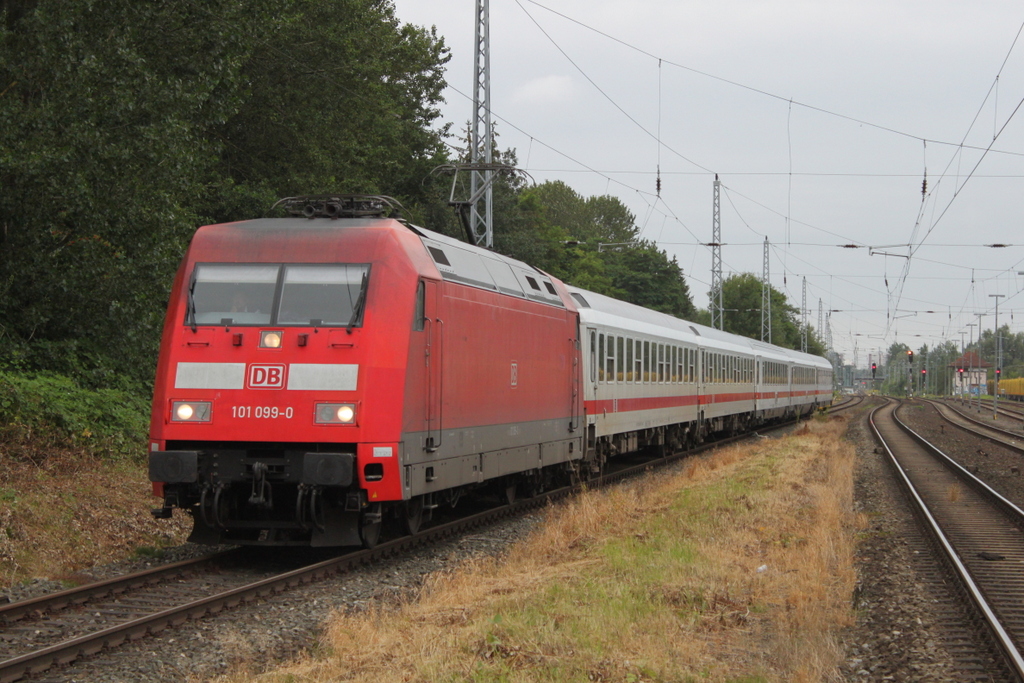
[0, 449, 190, 587]
[214, 416, 858, 683]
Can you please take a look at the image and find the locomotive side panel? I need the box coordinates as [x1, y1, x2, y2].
[400, 279, 582, 498]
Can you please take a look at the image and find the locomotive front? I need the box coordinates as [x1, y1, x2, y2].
[148, 200, 428, 547]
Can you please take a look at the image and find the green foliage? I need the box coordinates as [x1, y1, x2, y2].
[0, 371, 149, 460]
[1, 0, 703, 400]
[717, 274, 826, 354]
[203, 0, 451, 223]
[0, 0, 450, 388]
[975, 325, 1024, 379]
[495, 180, 696, 318]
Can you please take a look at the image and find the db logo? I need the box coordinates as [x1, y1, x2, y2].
[248, 364, 286, 389]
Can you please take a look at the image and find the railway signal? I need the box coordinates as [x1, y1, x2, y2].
[871, 362, 877, 378]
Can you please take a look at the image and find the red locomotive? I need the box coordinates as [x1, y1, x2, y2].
[148, 195, 832, 547]
[148, 196, 583, 546]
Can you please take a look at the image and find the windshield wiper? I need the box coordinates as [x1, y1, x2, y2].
[186, 269, 198, 333]
[346, 272, 368, 335]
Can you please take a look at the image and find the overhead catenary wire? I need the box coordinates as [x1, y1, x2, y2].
[441, 2, 1024, 361]
[521, 0, 1024, 159]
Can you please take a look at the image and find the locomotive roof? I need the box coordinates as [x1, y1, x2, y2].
[568, 285, 830, 368]
[190, 216, 570, 309]
[409, 224, 568, 308]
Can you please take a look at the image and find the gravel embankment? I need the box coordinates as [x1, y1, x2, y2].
[27, 515, 544, 683]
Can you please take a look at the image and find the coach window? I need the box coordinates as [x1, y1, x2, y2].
[643, 342, 651, 385]
[598, 334, 605, 382]
[616, 336, 625, 382]
[606, 335, 616, 383]
[590, 331, 597, 383]
[630, 339, 638, 382]
[622, 337, 630, 382]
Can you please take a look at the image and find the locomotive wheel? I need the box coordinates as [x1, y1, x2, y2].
[403, 497, 425, 536]
[360, 504, 383, 549]
[504, 481, 517, 505]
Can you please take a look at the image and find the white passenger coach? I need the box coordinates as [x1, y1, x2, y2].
[567, 286, 833, 461]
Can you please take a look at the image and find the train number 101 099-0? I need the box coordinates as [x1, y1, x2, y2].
[232, 405, 294, 419]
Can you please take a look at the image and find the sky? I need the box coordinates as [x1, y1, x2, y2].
[390, 0, 1024, 368]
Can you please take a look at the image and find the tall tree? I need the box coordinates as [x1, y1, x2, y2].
[0, 0, 280, 385]
[204, 0, 451, 222]
[718, 274, 825, 355]
[0, 0, 451, 386]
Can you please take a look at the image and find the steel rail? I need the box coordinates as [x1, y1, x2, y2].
[925, 398, 1024, 449]
[0, 551, 237, 625]
[870, 399, 1024, 681]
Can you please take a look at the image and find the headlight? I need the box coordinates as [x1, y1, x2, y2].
[315, 403, 357, 425]
[260, 330, 283, 348]
[172, 401, 212, 422]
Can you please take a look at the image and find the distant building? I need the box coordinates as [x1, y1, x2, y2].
[950, 351, 988, 396]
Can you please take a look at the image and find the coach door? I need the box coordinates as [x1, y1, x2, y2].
[570, 315, 581, 433]
[423, 280, 443, 452]
[697, 347, 706, 423]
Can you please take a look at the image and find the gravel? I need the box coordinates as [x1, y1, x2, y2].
[32, 514, 546, 682]
[16, 399, 1024, 681]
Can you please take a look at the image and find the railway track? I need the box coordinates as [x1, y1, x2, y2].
[965, 397, 1024, 425]
[928, 399, 1024, 450]
[871, 398, 1024, 680]
[829, 393, 864, 414]
[1, 409, 823, 682]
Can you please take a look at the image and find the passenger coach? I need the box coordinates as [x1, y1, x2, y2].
[570, 286, 832, 468]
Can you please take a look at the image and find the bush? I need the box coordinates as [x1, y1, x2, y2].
[0, 371, 149, 462]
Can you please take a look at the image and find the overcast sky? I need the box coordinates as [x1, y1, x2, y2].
[391, 0, 1024, 368]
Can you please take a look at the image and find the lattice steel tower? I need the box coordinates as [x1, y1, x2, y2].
[710, 175, 723, 330]
[761, 237, 771, 344]
[468, 0, 493, 248]
[801, 277, 807, 352]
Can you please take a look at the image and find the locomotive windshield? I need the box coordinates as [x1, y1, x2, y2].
[188, 263, 370, 327]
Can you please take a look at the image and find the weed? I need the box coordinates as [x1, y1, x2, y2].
[947, 484, 962, 502]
